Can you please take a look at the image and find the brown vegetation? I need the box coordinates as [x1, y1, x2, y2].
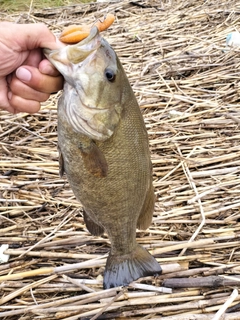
[0, 0, 240, 319]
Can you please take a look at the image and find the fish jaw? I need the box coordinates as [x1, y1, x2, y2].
[44, 26, 102, 87]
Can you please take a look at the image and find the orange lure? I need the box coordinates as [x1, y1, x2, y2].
[60, 13, 115, 44]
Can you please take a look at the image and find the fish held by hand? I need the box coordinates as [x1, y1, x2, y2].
[44, 27, 162, 289]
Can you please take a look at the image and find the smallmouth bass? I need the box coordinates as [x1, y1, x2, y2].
[44, 27, 162, 289]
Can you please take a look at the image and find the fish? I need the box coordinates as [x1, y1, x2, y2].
[44, 27, 162, 289]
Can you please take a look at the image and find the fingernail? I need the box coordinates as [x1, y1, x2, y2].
[40, 63, 54, 75]
[16, 67, 32, 82]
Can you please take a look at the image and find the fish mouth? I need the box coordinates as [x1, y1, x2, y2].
[66, 26, 102, 64]
[44, 26, 102, 69]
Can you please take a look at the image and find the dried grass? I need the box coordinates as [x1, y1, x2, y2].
[1, 0, 240, 319]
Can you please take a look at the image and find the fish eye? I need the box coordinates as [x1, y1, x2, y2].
[105, 68, 116, 82]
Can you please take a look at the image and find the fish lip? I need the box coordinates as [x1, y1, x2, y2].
[76, 26, 99, 46]
[43, 26, 101, 69]
[66, 26, 102, 64]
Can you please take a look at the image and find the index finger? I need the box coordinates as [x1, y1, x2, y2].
[1, 22, 63, 51]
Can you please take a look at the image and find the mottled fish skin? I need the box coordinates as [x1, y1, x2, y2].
[44, 27, 162, 289]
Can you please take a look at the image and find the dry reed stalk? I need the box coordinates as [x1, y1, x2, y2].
[0, 260, 182, 282]
[4, 248, 102, 260]
[211, 289, 239, 320]
[0, 287, 121, 317]
[0, 257, 107, 282]
[163, 276, 240, 288]
[0, 274, 57, 305]
[119, 293, 240, 318]
[36, 290, 203, 319]
[150, 313, 240, 320]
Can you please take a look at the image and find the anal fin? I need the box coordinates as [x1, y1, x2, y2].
[103, 244, 162, 289]
[83, 209, 105, 236]
[137, 183, 155, 230]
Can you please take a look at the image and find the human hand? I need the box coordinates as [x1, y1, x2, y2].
[0, 22, 64, 113]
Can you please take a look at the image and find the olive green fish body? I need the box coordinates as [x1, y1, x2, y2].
[44, 27, 161, 288]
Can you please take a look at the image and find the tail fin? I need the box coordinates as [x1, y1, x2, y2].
[103, 244, 162, 289]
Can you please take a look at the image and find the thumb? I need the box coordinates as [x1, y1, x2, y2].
[15, 65, 63, 93]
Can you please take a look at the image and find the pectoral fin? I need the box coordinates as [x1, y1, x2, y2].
[79, 140, 108, 178]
